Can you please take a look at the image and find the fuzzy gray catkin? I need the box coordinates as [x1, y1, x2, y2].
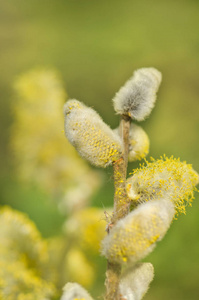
[60, 283, 93, 300]
[112, 68, 162, 121]
[64, 100, 123, 168]
[119, 263, 154, 300]
[101, 199, 175, 264]
[114, 123, 149, 162]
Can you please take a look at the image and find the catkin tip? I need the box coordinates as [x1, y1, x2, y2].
[112, 67, 162, 121]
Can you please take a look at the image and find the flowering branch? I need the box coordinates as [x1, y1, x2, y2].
[8, 66, 198, 300]
[63, 67, 198, 300]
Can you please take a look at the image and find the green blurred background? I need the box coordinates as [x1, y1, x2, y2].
[1, 0, 199, 299]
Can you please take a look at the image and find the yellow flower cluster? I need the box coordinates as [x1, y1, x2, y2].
[64, 100, 123, 168]
[65, 207, 107, 254]
[64, 248, 94, 287]
[46, 207, 108, 289]
[10, 69, 101, 212]
[101, 200, 174, 264]
[47, 235, 96, 289]
[127, 156, 199, 214]
[0, 206, 56, 299]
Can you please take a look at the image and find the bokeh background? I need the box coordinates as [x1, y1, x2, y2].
[1, 0, 199, 299]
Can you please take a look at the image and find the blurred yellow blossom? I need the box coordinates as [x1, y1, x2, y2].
[64, 248, 95, 287]
[0, 259, 55, 300]
[47, 236, 96, 289]
[10, 68, 101, 213]
[0, 206, 56, 299]
[64, 207, 108, 254]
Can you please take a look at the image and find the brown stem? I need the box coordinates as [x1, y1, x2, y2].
[120, 115, 131, 174]
[105, 261, 122, 300]
[111, 157, 129, 224]
[104, 115, 131, 300]
[112, 115, 131, 224]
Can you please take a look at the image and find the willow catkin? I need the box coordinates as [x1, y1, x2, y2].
[64, 100, 123, 168]
[119, 263, 154, 300]
[114, 123, 149, 162]
[112, 68, 162, 121]
[126, 156, 199, 214]
[101, 199, 175, 264]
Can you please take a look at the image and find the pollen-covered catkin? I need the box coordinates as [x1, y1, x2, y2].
[112, 68, 162, 121]
[101, 199, 175, 264]
[60, 282, 93, 300]
[119, 263, 154, 300]
[114, 123, 149, 162]
[126, 156, 199, 214]
[64, 100, 123, 168]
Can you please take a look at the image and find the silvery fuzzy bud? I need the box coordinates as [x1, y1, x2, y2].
[64, 100, 123, 168]
[119, 263, 154, 300]
[101, 199, 175, 264]
[112, 68, 162, 121]
[114, 123, 149, 162]
[60, 282, 93, 300]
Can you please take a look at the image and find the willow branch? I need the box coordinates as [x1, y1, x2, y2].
[104, 115, 131, 300]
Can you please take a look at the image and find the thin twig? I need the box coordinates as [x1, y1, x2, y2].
[120, 115, 131, 173]
[104, 115, 131, 300]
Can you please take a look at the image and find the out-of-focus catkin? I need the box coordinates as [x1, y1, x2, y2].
[0, 206, 56, 300]
[101, 199, 175, 264]
[119, 263, 154, 300]
[11, 68, 101, 214]
[112, 68, 162, 121]
[64, 100, 123, 168]
[64, 248, 94, 287]
[126, 156, 199, 215]
[64, 207, 107, 254]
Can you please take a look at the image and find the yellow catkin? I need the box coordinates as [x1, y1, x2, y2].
[101, 200, 175, 264]
[126, 156, 199, 215]
[0, 206, 56, 300]
[10, 69, 101, 213]
[64, 100, 123, 168]
[64, 248, 94, 287]
[64, 207, 107, 254]
[0, 206, 48, 268]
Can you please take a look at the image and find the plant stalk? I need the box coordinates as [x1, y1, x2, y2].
[104, 115, 131, 300]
